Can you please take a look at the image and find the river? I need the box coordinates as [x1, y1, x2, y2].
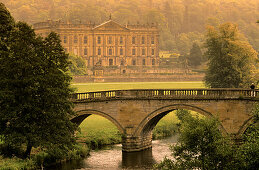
[49, 135, 178, 170]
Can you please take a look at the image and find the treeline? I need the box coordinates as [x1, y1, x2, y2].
[2, 0, 259, 55]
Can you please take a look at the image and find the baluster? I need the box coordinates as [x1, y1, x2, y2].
[89, 92, 94, 99]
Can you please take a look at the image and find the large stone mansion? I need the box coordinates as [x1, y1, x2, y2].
[33, 19, 160, 76]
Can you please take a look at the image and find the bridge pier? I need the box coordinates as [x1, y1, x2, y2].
[122, 133, 152, 152]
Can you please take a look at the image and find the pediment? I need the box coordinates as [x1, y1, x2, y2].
[93, 20, 129, 31]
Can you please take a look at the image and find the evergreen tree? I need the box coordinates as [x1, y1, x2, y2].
[188, 42, 202, 66]
[204, 23, 257, 88]
[0, 3, 77, 158]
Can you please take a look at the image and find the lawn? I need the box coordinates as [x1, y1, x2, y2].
[73, 81, 205, 147]
[71, 81, 204, 93]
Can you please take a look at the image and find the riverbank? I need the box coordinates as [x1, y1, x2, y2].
[0, 144, 89, 169]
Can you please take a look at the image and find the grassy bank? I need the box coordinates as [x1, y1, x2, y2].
[0, 144, 89, 169]
[77, 113, 180, 147]
[77, 115, 122, 148]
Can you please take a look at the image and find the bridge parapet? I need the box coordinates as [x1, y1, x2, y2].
[72, 89, 259, 101]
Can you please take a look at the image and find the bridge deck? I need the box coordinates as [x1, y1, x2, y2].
[72, 89, 259, 101]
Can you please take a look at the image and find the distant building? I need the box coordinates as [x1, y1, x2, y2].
[33, 19, 159, 75]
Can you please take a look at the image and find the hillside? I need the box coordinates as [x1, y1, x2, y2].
[2, 0, 259, 55]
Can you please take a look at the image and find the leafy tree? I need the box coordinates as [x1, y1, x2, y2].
[204, 23, 257, 88]
[155, 115, 234, 170]
[175, 109, 191, 122]
[235, 105, 259, 170]
[0, 3, 77, 158]
[188, 42, 203, 66]
[68, 54, 87, 75]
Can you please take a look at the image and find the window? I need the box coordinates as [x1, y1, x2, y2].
[132, 59, 136, 66]
[142, 48, 145, 55]
[74, 35, 78, 43]
[142, 36, 145, 44]
[109, 59, 113, 66]
[84, 36, 88, 44]
[109, 48, 113, 55]
[84, 48, 87, 55]
[64, 36, 67, 43]
[98, 48, 101, 55]
[132, 48, 136, 55]
[152, 49, 155, 55]
[151, 37, 154, 44]
[132, 37, 136, 44]
[152, 59, 155, 65]
[120, 37, 123, 44]
[120, 48, 123, 55]
[142, 59, 146, 66]
[97, 36, 101, 44]
[108, 36, 112, 44]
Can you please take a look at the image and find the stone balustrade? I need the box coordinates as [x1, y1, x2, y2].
[72, 89, 259, 101]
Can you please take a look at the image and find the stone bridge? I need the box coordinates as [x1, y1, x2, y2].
[70, 89, 259, 152]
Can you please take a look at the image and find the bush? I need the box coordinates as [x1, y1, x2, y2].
[0, 156, 36, 169]
[30, 144, 90, 168]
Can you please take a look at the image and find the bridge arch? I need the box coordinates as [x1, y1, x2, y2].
[71, 109, 125, 134]
[134, 104, 227, 137]
[237, 117, 255, 136]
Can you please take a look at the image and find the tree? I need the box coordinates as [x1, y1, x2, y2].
[155, 115, 234, 170]
[188, 42, 202, 66]
[0, 3, 77, 158]
[68, 54, 88, 75]
[235, 105, 259, 170]
[205, 23, 257, 88]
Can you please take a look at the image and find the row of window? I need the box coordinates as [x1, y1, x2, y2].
[99, 59, 156, 66]
[63, 35, 155, 45]
[65, 47, 156, 56]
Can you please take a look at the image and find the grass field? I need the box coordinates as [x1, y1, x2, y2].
[73, 82, 205, 147]
[71, 81, 204, 93]
[76, 115, 121, 148]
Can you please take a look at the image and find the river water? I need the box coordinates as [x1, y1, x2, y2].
[50, 135, 178, 170]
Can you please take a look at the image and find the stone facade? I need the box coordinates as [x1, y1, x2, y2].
[33, 19, 159, 75]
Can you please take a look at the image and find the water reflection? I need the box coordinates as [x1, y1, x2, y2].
[122, 149, 156, 169]
[49, 135, 178, 170]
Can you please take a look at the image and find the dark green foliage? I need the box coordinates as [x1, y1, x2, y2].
[0, 3, 14, 38]
[156, 106, 259, 170]
[68, 54, 87, 75]
[156, 116, 234, 170]
[205, 23, 257, 88]
[188, 42, 203, 66]
[152, 123, 177, 140]
[175, 109, 191, 122]
[235, 105, 259, 170]
[0, 3, 77, 158]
